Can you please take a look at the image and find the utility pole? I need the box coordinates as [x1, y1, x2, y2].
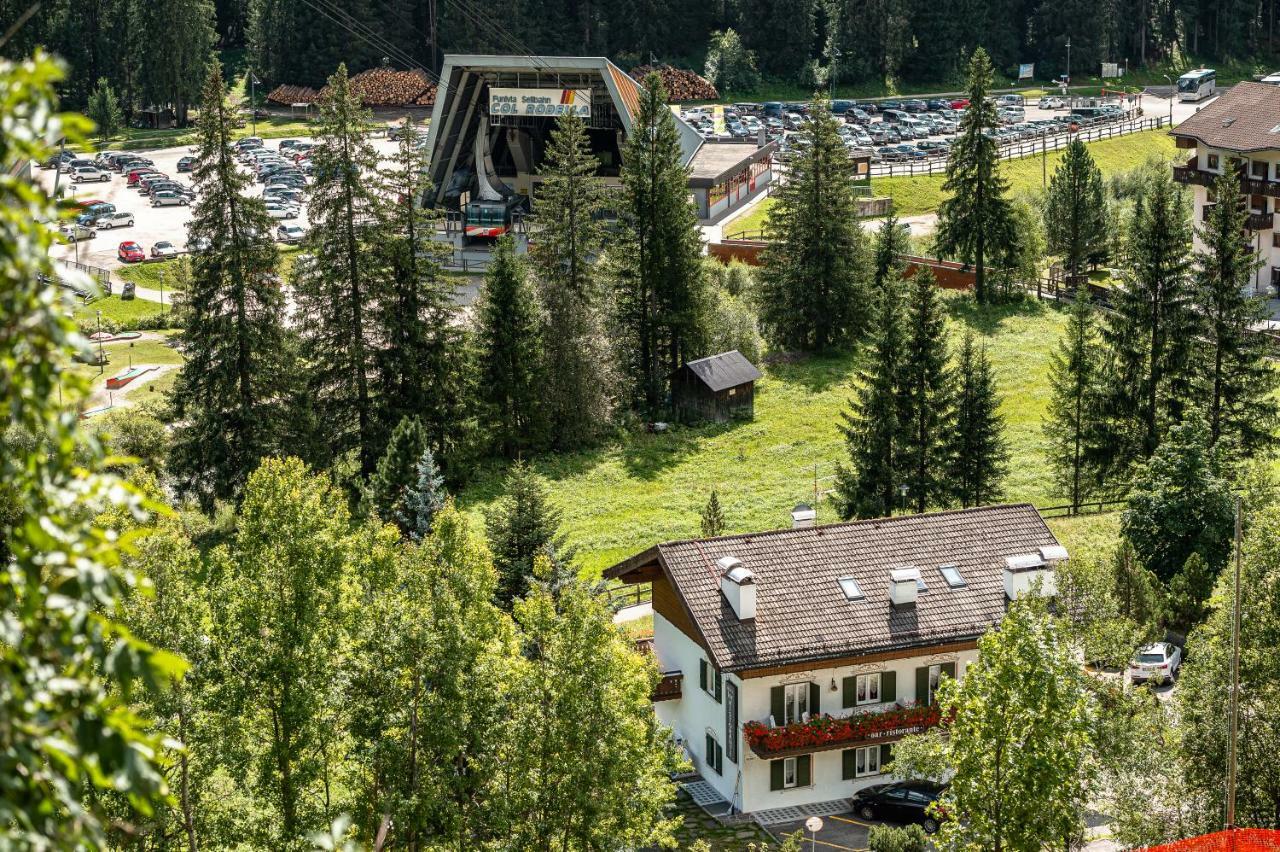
[1226, 494, 1243, 828]
[830, 48, 841, 100]
[249, 71, 261, 136]
[1066, 38, 1071, 88]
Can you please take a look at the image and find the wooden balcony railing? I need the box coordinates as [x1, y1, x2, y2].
[652, 670, 682, 702]
[742, 701, 943, 759]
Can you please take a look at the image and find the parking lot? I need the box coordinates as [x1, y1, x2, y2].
[769, 810, 879, 850]
[42, 134, 402, 270]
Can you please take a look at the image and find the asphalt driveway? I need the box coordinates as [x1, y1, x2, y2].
[769, 811, 877, 851]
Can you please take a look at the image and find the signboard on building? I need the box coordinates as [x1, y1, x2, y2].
[1018, 63, 1035, 79]
[489, 87, 591, 118]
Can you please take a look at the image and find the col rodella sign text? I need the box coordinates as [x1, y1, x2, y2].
[489, 87, 591, 118]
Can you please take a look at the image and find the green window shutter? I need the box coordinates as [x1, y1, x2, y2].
[700, 659, 708, 692]
[880, 743, 893, 771]
[715, 669, 723, 703]
[941, 661, 957, 681]
[916, 666, 929, 704]
[797, 755, 812, 786]
[882, 671, 897, 703]
[842, 749, 856, 780]
[715, 741, 724, 774]
[809, 682, 820, 716]
[771, 686, 785, 723]
[842, 676, 856, 708]
[771, 759, 785, 791]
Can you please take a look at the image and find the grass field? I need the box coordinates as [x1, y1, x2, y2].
[459, 293, 1122, 577]
[68, 330, 185, 410]
[72, 293, 170, 327]
[724, 127, 1178, 233]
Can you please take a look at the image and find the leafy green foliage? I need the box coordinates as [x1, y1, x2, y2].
[86, 76, 124, 141]
[400, 446, 447, 541]
[704, 28, 761, 94]
[486, 462, 573, 607]
[1044, 288, 1106, 510]
[867, 823, 930, 852]
[369, 414, 428, 530]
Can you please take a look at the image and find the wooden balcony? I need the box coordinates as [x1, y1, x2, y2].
[1172, 158, 1214, 188]
[1247, 211, 1275, 231]
[652, 670, 682, 702]
[742, 701, 943, 759]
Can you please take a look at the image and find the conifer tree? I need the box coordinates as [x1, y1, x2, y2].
[1045, 287, 1104, 511]
[757, 95, 872, 351]
[86, 77, 123, 142]
[832, 233, 909, 520]
[872, 212, 910, 291]
[935, 47, 1018, 304]
[486, 462, 573, 608]
[1045, 138, 1108, 280]
[401, 446, 446, 541]
[612, 72, 708, 416]
[368, 415, 428, 530]
[1098, 173, 1195, 471]
[170, 63, 293, 507]
[529, 112, 614, 448]
[900, 269, 953, 513]
[476, 237, 545, 458]
[700, 490, 726, 537]
[374, 123, 467, 463]
[294, 62, 386, 475]
[948, 332, 1009, 507]
[1194, 168, 1276, 454]
[134, 0, 215, 125]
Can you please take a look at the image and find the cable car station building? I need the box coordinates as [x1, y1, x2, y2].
[424, 54, 776, 245]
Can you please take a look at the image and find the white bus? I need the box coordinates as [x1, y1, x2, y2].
[1177, 68, 1216, 101]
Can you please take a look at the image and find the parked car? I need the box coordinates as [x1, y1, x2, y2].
[72, 166, 109, 183]
[151, 190, 190, 207]
[117, 241, 145, 263]
[264, 202, 298, 220]
[926, 98, 951, 111]
[996, 93, 1024, 107]
[177, 156, 195, 172]
[1129, 642, 1182, 684]
[97, 211, 135, 230]
[77, 202, 115, 225]
[276, 223, 306, 243]
[150, 240, 179, 258]
[278, 139, 302, 151]
[902, 99, 928, 113]
[42, 150, 77, 170]
[880, 99, 904, 111]
[1038, 95, 1066, 109]
[186, 235, 212, 253]
[950, 98, 970, 109]
[60, 223, 96, 242]
[851, 781, 948, 833]
[60, 157, 95, 174]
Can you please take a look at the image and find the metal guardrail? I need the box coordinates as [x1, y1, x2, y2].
[602, 583, 651, 612]
[56, 259, 113, 297]
[1037, 498, 1129, 518]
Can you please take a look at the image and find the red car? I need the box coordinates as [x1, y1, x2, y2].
[72, 198, 105, 210]
[126, 168, 155, 186]
[950, 98, 970, 109]
[117, 241, 145, 263]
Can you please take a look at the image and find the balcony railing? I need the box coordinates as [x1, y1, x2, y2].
[652, 670, 682, 702]
[742, 701, 943, 759]
[1247, 211, 1275, 231]
[1172, 158, 1214, 188]
[1171, 159, 1280, 198]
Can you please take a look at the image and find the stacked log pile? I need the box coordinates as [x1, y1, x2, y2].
[347, 68, 436, 107]
[267, 84, 320, 105]
[629, 64, 718, 101]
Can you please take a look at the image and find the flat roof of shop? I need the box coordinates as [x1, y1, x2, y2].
[687, 140, 778, 188]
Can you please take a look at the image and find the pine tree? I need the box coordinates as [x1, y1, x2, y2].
[401, 446, 446, 541]
[476, 236, 545, 458]
[1194, 167, 1277, 454]
[1045, 138, 1108, 280]
[374, 122, 467, 464]
[611, 72, 708, 417]
[294, 62, 386, 475]
[169, 63, 293, 508]
[86, 77, 123, 143]
[832, 232, 908, 520]
[758, 95, 872, 352]
[935, 47, 1018, 304]
[873, 212, 910, 291]
[134, 0, 216, 125]
[700, 490, 726, 537]
[368, 415, 428, 530]
[485, 462, 573, 608]
[1098, 172, 1196, 471]
[900, 268, 953, 513]
[948, 332, 1009, 507]
[1045, 287, 1104, 511]
[529, 112, 613, 449]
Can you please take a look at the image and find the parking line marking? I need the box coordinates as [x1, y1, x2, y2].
[828, 814, 873, 828]
[806, 837, 864, 852]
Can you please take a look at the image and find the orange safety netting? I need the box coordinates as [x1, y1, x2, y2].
[1142, 830, 1280, 851]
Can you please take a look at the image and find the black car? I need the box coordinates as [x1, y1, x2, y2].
[903, 99, 928, 113]
[177, 156, 194, 172]
[851, 781, 947, 833]
[926, 98, 951, 111]
[879, 99, 904, 111]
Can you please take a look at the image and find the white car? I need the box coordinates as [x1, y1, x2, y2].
[150, 240, 179, 258]
[264, 203, 297, 220]
[1129, 642, 1182, 684]
[96, 211, 135, 229]
[1038, 96, 1066, 109]
[73, 166, 109, 183]
[276, 224, 306, 243]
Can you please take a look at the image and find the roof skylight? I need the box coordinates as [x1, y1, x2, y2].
[940, 565, 966, 588]
[838, 576, 864, 601]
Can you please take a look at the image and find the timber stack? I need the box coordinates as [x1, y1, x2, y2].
[629, 64, 719, 101]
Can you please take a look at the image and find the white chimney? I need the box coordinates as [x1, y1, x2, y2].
[1003, 552, 1059, 599]
[890, 567, 920, 606]
[791, 503, 816, 528]
[718, 556, 756, 620]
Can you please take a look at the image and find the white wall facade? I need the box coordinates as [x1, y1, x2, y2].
[1186, 142, 1280, 295]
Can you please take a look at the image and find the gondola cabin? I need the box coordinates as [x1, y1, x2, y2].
[672, 350, 761, 424]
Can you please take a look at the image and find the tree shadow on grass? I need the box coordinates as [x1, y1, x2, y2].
[618, 418, 747, 480]
[946, 291, 1051, 336]
[763, 349, 862, 394]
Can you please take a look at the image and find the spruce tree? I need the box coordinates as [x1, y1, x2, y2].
[757, 95, 872, 352]
[948, 332, 1009, 507]
[1045, 138, 1108, 280]
[1045, 287, 1104, 512]
[134, 0, 215, 125]
[476, 236, 545, 458]
[486, 462, 574, 608]
[169, 63, 292, 508]
[900, 268, 953, 513]
[1098, 172, 1195, 472]
[294, 63, 386, 475]
[873, 212, 910, 291]
[832, 244, 908, 520]
[935, 47, 1018, 304]
[86, 77, 123, 143]
[529, 112, 614, 449]
[401, 446, 446, 541]
[611, 72, 708, 417]
[1194, 167, 1276, 454]
[368, 415, 428, 531]
[374, 123, 467, 464]
[700, 490, 726, 537]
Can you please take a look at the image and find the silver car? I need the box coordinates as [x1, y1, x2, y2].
[151, 191, 190, 207]
[1128, 642, 1182, 684]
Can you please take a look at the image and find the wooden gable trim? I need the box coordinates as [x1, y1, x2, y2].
[736, 638, 979, 680]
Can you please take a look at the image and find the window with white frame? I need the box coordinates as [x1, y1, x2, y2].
[927, 664, 942, 704]
[855, 673, 881, 705]
[854, 745, 881, 777]
[783, 756, 798, 788]
[783, 682, 809, 723]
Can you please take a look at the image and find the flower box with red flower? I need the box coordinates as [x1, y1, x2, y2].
[743, 701, 943, 759]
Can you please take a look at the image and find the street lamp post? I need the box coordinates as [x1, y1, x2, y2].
[249, 71, 261, 136]
[96, 309, 104, 374]
[159, 269, 165, 312]
[830, 48, 841, 101]
[1161, 74, 1174, 126]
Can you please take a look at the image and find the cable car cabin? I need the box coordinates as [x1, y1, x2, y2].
[463, 197, 523, 240]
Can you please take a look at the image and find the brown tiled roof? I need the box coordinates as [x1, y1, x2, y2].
[606, 504, 1062, 673]
[1172, 82, 1280, 153]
